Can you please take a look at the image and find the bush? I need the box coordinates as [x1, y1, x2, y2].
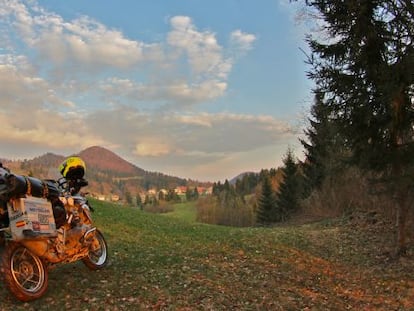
[196, 194, 255, 227]
[143, 201, 174, 214]
[300, 167, 394, 220]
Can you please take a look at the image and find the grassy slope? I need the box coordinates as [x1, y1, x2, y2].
[1, 200, 414, 310]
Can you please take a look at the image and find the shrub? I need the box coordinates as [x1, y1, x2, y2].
[300, 167, 394, 220]
[143, 201, 174, 214]
[196, 194, 255, 227]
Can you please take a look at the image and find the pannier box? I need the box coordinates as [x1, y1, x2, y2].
[8, 196, 57, 240]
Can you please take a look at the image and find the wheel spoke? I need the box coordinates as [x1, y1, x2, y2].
[15, 248, 28, 262]
[13, 270, 40, 289]
[22, 276, 40, 289]
[13, 271, 27, 284]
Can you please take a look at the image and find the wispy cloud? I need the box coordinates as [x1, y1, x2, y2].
[230, 30, 256, 52]
[85, 107, 294, 158]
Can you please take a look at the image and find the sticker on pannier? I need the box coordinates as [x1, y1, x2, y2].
[8, 196, 57, 240]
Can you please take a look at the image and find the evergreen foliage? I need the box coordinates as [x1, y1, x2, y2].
[275, 149, 301, 221]
[303, 0, 414, 171]
[136, 194, 143, 209]
[301, 0, 414, 254]
[235, 172, 260, 196]
[300, 90, 347, 196]
[208, 168, 286, 225]
[166, 189, 181, 202]
[186, 187, 199, 201]
[124, 191, 132, 205]
[256, 175, 276, 224]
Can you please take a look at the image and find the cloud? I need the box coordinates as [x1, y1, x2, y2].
[0, 57, 106, 153]
[57, 17, 146, 68]
[134, 141, 172, 157]
[230, 30, 257, 51]
[1, 1, 255, 105]
[168, 16, 231, 79]
[0, 61, 74, 111]
[100, 77, 227, 105]
[176, 114, 213, 127]
[0, 108, 106, 151]
[1, 1, 161, 74]
[85, 107, 294, 158]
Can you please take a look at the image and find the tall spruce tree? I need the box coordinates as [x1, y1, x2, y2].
[300, 0, 414, 254]
[300, 91, 331, 194]
[256, 175, 276, 224]
[300, 89, 347, 197]
[275, 149, 301, 221]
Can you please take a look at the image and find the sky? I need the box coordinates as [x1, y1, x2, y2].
[0, 0, 313, 182]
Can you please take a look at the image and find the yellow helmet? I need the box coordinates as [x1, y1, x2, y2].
[59, 156, 86, 180]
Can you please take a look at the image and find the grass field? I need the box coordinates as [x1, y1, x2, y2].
[161, 202, 197, 222]
[1, 199, 413, 310]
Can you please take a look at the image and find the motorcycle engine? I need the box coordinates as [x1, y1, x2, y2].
[52, 199, 66, 228]
[65, 224, 90, 249]
[59, 199, 93, 256]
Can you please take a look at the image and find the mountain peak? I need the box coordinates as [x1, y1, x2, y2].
[78, 146, 141, 175]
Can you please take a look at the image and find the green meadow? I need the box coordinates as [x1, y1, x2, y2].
[1, 199, 413, 310]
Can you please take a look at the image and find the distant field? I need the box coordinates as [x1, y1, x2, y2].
[162, 202, 197, 222]
[0, 199, 413, 310]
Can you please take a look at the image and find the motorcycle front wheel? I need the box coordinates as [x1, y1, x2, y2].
[1, 242, 48, 301]
[82, 229, 108, 270]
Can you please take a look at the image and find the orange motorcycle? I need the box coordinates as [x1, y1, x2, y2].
[0, 158, 108, 301]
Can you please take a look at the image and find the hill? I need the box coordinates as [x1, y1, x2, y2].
[0, 200, 412, 310]
[79, 146, 143, 175]
[1, 146, 191, 198]
[229, 171, 255, 185]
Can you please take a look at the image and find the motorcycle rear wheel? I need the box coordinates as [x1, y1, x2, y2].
[1, 242, 48, 301]
[82, 229, 108, 270]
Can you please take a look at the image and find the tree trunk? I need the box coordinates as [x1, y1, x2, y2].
[391, 89, 411, 257]
[396, 194, 408, 256]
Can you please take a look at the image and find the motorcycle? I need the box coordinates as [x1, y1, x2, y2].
[0, 163, 108, 301]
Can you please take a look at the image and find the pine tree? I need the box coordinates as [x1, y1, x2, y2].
[301, 91, 329, 194]
[136, 194, 143, 210]
[275, 149, 300, 221]
[256, 175, 276, 224]
[125, 191, 132, 205]
[300, 0, 414, 254]
[300, 90, 347, 196]
[223, 179, 231, 192]
[194, 186, 199, 200]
